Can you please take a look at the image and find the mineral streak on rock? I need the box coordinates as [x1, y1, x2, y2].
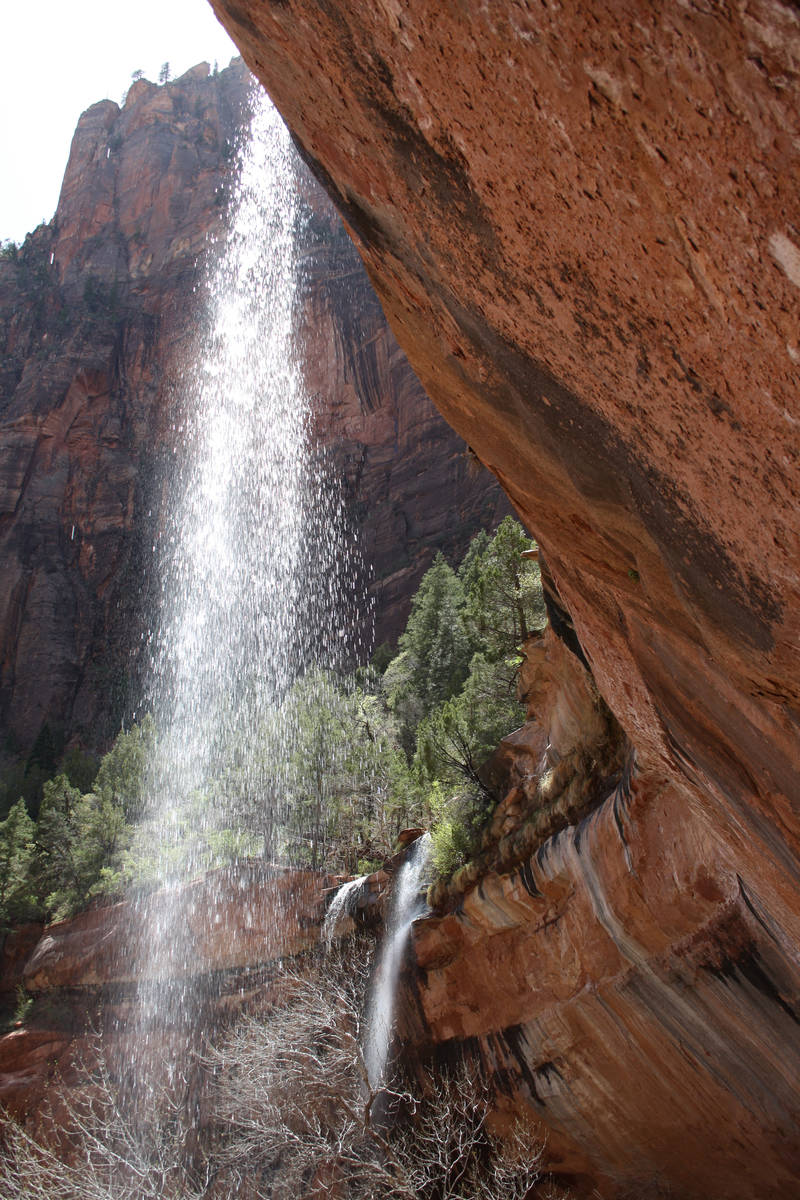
[0, 58, 506, 754]
[297, 199, 510, 644]
[206, 1, 800, 1194]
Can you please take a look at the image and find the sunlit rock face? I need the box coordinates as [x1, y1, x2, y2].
[0, 58, 506, 754]
[208, 2, 800, 1195]
[0, 61, 252, 753]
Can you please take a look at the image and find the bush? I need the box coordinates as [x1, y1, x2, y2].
[0, 950, 559, 1200]
[33, 768, 131, 921]
[427, 782, 480, 878]
[210, 947, 550, 1200]
[92, 717, 153, 821]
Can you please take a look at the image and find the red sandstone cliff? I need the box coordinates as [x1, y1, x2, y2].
[0, 866, 326, 1124]
[204, 4, 800, 1197]
[0, 58, 506, 757]
[0, 61, 251, 755]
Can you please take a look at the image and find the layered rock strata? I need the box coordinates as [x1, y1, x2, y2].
[0, 58, 507, 755]
[206, 2, 800, 1195]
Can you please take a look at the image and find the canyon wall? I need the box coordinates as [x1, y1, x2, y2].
[206, 3, 800, 1197]
[0, 57, 507, 757]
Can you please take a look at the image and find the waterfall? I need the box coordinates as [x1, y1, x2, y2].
[364, 833, 431, 1089]
[322, 875, 367, 950]
[125, 86, 364, 1100]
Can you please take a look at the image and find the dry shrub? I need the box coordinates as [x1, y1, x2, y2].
[2, 944, 564, 1200]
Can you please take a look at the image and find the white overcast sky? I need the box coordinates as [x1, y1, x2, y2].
[0, 0, 240, 243]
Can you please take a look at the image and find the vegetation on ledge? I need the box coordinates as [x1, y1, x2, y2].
[0, 518, 544, 930]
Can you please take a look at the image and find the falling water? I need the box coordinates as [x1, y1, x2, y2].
[322, 875, 367, 950]
[126, 87, 365, 1097]
[364, 833, 431, 1089]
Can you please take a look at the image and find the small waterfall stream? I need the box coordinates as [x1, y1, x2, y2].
[364, 833, 431, 1089]
[323, 874, 367, 950]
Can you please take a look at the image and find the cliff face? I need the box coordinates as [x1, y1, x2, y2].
[0, 59, 506, 755]
[206, 3, 800, 1196]
[299, 203, 510, 645]
[0, 62, 250, 753]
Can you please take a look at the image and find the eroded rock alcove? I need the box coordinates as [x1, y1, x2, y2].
[205, 2, 800, 1195]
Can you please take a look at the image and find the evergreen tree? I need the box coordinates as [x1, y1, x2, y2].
[460, 516, 545, 659]
[92, 718, 154, 821]
[384, 553, 472, 752]
[35, 775, 129, 920]
[281, 673, 418, 871]
[0, 799, 38, 929]
[415, 652, 523, 792]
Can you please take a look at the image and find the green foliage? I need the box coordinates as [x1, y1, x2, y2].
[92, 717, 153, 821]
[0, 799, 38, 929]
[2, 738, 96, 823]
[36, 774, 130, 921]
[427, 783, 480, 879]
[459, 516, 546, 657]
[0, 519, 545, 924]
[218, 518, 545, 883]
[0, 721, 157, 925]
[383, 554, 472, 757]
[280, 672, 420, 871]
[16, 721, 152, 921]
[401, 553, 473, 709]
[34, 775, 84, 919]
[399, 518, 545, 879]
[414, 652, 522, 790]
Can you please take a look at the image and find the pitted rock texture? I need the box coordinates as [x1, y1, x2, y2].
[207, 2, 800, 1195]
[0, 58, 506, 754]
[209, 0, 800, 836]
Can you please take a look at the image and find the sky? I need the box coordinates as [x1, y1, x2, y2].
[0, 0, 239, 243]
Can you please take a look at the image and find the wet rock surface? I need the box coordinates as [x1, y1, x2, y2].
[0, 865, 328, 1122]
